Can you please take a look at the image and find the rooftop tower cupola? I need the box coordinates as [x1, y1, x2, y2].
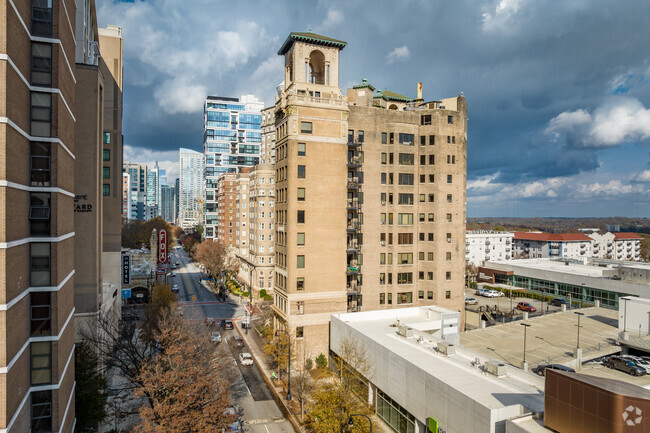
[277, 32, 347, 96]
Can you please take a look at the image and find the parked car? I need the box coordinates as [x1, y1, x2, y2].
[606, 356, 646, 376]
[221, 319, 234, 330]
[223, 408, 243, 432]
[210, 332, 222, 343]
[621, 355, 650, 374]
[534, 364, 576, 376]
[517, 302, 537, 313]
[485, 290, 501, 298]
[175, 262, 180, 266]
[550, 298, 571, 307]
[171, 284, 179, 293]
[475, 288, 489, 297]
[465, 297, 479, 305]
[239, 352, 254, 366]
[170, 272, 176, 277]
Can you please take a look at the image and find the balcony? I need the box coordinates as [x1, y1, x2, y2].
[347, 157, 362, 168]
[505, 240, 512, 245]
[347, 241, 360, 252]
[346, 265, 361, 275]
[347, 178, 361, 189]
[348, 139, 362, 148]
[346, 200, 361, 210]
[485, 241, 491, 246]
[505, 247, 511, 252]
[347, 221, 360, 232]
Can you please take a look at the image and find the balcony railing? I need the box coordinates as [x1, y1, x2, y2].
[346, 200, 361, 210]
[347, 265, 361, 274]
[347, 221, 360, 231]
[347, 157, 361, 167]
[347, 241, 360, 251]
[347, 179, 361, 189]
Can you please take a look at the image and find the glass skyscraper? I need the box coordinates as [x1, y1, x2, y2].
[203, 95, 263, 240]
[179, 148, 205, 230]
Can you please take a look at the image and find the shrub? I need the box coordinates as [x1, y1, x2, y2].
[315, 353, 327, 369]
[304, 358, 313, 370]
[260, 289, 267, 298]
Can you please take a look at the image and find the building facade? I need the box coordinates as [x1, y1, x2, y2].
[237, 165, 275, 294]
[589, 232, 642, 261]
[270, 32, 468, 357]
[203, 95, 263, 241]
[261, 107, 276, 164]
[234, 174, 250, 258]
[146, 162, 160, 211]
[123, 161, 147, 220]
[465, 230, 514, 266]
[178, 148, 204, 230]
[216, 174, 238, 246]
[513, 231, 642, 261]
[160, 184, 176, 224]
[122, 172, 130, 221]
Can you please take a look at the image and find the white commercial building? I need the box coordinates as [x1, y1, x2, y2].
[203, 95, 264, 240]
[465, 230, 514, 266]
[330, 307, 544, 433]
[179, 148, 205, 230]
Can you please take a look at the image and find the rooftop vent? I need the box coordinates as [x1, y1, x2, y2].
[484, 360, 507, 377]
[398, 325, 413, 338]
[437, 341, 456, 356]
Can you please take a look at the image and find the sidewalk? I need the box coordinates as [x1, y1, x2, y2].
[234, 319, 303, 432]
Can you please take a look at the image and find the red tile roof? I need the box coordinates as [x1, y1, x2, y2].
[512, 232, 592, 242]
[614, 232, 643, 240]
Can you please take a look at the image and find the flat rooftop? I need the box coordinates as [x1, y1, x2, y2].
[333, 307, 545, 413]
[460, 307, 620, 369]
[486, 258, 611, 278]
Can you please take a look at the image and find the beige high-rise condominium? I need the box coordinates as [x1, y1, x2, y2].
[272, 33, 467, 357]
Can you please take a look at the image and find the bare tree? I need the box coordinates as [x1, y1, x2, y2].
[194, 240, 228, 280]
[293, 347, 314, 421]
[134, 312, 235, 433]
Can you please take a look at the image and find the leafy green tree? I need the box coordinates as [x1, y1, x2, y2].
[75, 342, 107, 432]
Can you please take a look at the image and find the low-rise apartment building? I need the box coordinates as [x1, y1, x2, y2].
[465, 230, 514, 266]
[513, 231, 642, 261]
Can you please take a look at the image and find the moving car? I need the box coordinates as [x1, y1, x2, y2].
[232, 335, 244, 348]
[210, 332, 222, 343]
[238, 352, 254, 366]
[534, 364, 576, 376]
[171, 284, 179, 293]
[517, 302, 537, 313]
[170, 272, 176, 277]
[550, 298, 571, 307]
[221, 319, 234, 330]
[606, 356, 646, 376]
[465, 297, 479, 305]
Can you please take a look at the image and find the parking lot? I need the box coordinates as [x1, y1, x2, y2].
[465, 287, 566, 318]
[580, 362, 650, 388]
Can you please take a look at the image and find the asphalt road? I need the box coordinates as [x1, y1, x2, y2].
[169, 245, 295, 433]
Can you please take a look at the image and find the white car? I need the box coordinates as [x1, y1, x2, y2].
[465, 297, 479, 305]
[210, 332, 222, 343]
[171, 284, 179, 293]
[485, 290, 500, 298]
[239, 352, 254, 366]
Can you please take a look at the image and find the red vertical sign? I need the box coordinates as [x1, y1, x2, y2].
[159, 229, 167, 264]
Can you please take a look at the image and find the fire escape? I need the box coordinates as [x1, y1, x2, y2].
[346, 131, 363, 312]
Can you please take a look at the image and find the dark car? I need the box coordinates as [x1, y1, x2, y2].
[606, 356, 646, 376]
[221, 319, 234, 330]
[534, 364, 576, 376]
[550, 298, 571, 307]
[517, 302, 537, 313]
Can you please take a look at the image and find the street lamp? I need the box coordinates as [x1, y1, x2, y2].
[521, 323, 531, 368]
[274, 329, 291, 401]
[348, 414, 373, 432]
[575, 312, 584, 349]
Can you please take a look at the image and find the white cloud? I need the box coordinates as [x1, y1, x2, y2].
[573, 180, 642, 197]
[386, 46, 410, 64]
[632, 170, 650, 183]
[321, 9, 344, 29]
[124, 145, 181, 182]
[153, 78, 207, 114]
[545, 97, 650, 148]
[482, 0, 527, 33]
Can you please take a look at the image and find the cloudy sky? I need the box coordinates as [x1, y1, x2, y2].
[99, 0, 650, 218]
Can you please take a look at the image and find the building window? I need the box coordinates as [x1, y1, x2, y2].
[31, 43, 52, 86]
[428, 194, 435, 202]
[419, 233, 425, 241]
[397, 292, 413, 304]
[420, 174, 426, 183]
[29, 192, 50, 236]
[429, 174, 434, 183]
[297, 165, 306, 179]
[446, 252, 452, 261]
[30, 142, 51, 187]
[398, 133, 414, 145]
[420, 136, 426, 146]
[297, 233, 305, 245]
[380, 293, 385, 304]
[300, 121, 312, 134]
[31, 0, 52, 37]
[296, 327, 304, 338]
[103, 184, 110, 196]
[103, 149, 111, 161]
[419, 271, 424, 280]
[103, 167, 110, 179]
[429, 135, 435, 145]
[418, 252, 424, 261]
[446, 213, 452, 222]
[419, 213, 425, 222]
[398, 173, 414, 185]
[358, 130, 364, 143]
[428, 213, 435, 222]
[388, 293, 392, 304]
[30, 341, 51, 385]
[103, 132, 111, 144]
[30, 243, 50, 286]
[447, 175, 452, 183]
[429, 155, 435, 165]
[447, 194, 453, 203]
[427, 272, 433, 280]
[419, 194, 425, 203]
[398, 193, 413, 205]
[397, 273, 413, 284]
[297, 188, 305, 201]
[398, 233, 413, 244]
[427, 291, 433, 300]
[31, 92, 51, 137]
[447, 115, 453, 124]
[397, 213, 413, 225]
[297, 255, 305, 268]
[297, 277, 304, 291]
[381, 153, 387, 164]
[397, 253, 413, 264]
[31, 390, 52, 433]
[380, 273, 385, 285]
[428, 252, 434, 261]
[297, 210, 305, 223]
[298, 142, 306, 156]
[428, 233, 434, 241]
[420, 155, 426, 165]
[446, 290, 451, 299]
[381, 132, 387, 144]
[30, 292, 51, 336]
[389, 132, 394, 144]
[421, 114, 431, 125]
[446, 271, 451, 280]
[296, 301, 304, 315]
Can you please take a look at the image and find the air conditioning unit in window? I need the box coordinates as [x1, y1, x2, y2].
[403, 142, 411, 146]
[381, 201, 386, 205]
[380, 241, 386, 246]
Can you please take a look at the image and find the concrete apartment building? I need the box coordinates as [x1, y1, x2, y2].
[203, 95, 263, 241]
[270, 33, 467, 357]
[465, 230, 514, 266]
[178, 148, 204, 230]
[215, 173, 237, 247]
[0, 0, 98, 430]
[237, 164, 275, 294]
[513, 231, 642, 261]
[234, 174, 250, 258]
[261, 107, 276, 164]
[588, 231, 642, 261]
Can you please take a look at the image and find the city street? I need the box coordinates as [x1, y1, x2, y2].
[169, 245, 295, 433]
